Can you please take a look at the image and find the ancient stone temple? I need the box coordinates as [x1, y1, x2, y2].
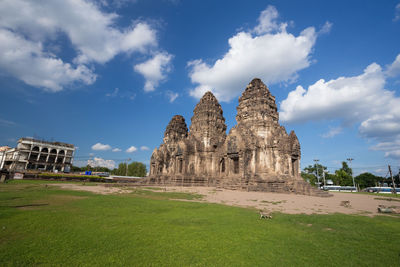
[148, 78, 329, 196]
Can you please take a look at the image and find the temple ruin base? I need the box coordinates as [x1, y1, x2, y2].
[143, 175, 331, 197]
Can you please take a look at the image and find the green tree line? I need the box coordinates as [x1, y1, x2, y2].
[71, 161, 147, 177]
[301, 161, 399, 189]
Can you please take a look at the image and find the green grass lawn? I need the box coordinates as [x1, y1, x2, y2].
[0, 181, 399, 266]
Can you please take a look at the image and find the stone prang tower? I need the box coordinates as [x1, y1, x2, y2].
[149, 78, 329, 196]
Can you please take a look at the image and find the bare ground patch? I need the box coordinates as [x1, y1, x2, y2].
[49, 184, 400, 217]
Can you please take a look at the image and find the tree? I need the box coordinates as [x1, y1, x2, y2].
[112, 163, 127, 176]
[334, 169, 352, 186]
[354, 172, 382, 189]
[341, 161, 352, 176]
[111, 162, 147, 177]
[324, 172, 337, 185]
[303, 164, 327, 177]
[81, 165, 111, 173]
[301, 163, 328, 186]
[127, 162, 147, 177]
[333, 162, 353, 186]
[70, 165, 82, 172]
[301, 172, 317, 186]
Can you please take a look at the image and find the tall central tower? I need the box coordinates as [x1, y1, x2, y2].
[236, 78, 279, 138]
[189, 91, 227, 151]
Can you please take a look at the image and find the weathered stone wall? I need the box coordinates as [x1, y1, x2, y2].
[148, 78, 329, 197]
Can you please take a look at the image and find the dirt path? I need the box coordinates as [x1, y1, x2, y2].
[50, 184, 399, 216]
[169, 186, 400, 216]
[50, 183, 132, 195]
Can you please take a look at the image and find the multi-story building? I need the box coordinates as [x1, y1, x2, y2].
[0, 146, 11, 170]
[1, 138, 75, 172]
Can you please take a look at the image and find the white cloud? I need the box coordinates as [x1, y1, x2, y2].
[166, 91, 179, 103]
[91, 143, 112, 151]
[280, 63, 387, 123]
[105, 87, 136, 100]
[0, 0, 159, 91]
[321, 126, 343, 138]
[371, 140, 400, 159]
[88, 157, 116, 169]
[0, 117, 17, 127]
[253, 5, 280, 34]
[126, 146, 137, 153]
[99, 0, 138, 8]
[394, 3, 400, 21]
[106, 88, 119, 97]
[319, 21, 333, 34]
[134, 52, 173, 92]
[188, 5, 323, 102]
[140, 146, 149, 151]
[112, 148, 122, 152]
[386, 54, 400, 77]
[280, 54, 400, 159]
[0, 29, 96, 92]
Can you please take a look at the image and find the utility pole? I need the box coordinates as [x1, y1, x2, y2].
[125, 158, 131, 176]
[388, 165, 397, 194]
[314, 159, 320, 188]
[347, 158, 355, 190]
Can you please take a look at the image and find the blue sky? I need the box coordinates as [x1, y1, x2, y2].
[1, 0, 400, 175]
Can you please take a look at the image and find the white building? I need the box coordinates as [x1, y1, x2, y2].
[1, 138, 75, 172]
[0, 146, 11, 170]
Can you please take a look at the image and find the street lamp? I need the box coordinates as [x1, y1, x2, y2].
[347, 158, 355, 190]
[314, 159, 320, 188]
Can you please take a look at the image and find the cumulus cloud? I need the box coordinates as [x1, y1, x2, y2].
[134, 52, 173, 92]
[91, 143, 112, 151]
[188, 5, 323, 101]
[126, 146, 137, 153]
[253, 5, 280, 34]
[140, 146, 149, 151]
[0, 29, 96, 92]
[0, 0, 159, 91]
[112, 148, 122, 152]
[280, 63, 387, 123]
[166, 90, 179, 103]
[88, 157, 116, 169]
[280, 54, 400, 159]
